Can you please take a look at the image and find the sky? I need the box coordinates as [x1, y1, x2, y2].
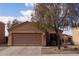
[0, 3, 72, 36]
[0, 3, 34, 36]
[0, 3, 33, 16]
[0, 3, 34, 22]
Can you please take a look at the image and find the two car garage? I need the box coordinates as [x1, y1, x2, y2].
[12, 33, 42, 46]
[8, 22, 44, 46]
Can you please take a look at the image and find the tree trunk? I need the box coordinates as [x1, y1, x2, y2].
[55, 28, 62, 50]
[45, 30, 50, 46]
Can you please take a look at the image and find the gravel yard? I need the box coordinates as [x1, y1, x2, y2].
[41, 46, 79, 56]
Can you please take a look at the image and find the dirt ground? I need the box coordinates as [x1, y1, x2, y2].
[0, 46, 79, 56]
[41, 46, 79, 56]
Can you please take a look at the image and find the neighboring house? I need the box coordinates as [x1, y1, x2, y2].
[72, 27, 79, 45]
[62, 34, 73, 45]
[0, 22, 5, 45]
[8, 21, 62, 46]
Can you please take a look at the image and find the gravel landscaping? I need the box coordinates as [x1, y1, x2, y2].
[41, 46, 79, 55]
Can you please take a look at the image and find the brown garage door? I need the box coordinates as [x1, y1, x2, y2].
[12, 33, 42, 46]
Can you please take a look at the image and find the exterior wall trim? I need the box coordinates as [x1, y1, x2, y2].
[12, 31, 43, 34]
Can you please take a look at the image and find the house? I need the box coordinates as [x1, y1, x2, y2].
[0, 22, 5, 45]
[72, 27, 79, 45]
[62, 34, 73, 45]
[8, 21, 62, 46]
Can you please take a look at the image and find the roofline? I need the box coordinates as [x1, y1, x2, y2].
[8, 21, 31, 31]
[62, 34, 72, 37]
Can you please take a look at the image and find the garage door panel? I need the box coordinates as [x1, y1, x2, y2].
[12, 33, 42, 46]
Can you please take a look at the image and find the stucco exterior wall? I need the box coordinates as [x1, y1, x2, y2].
[72, 28, 79, 45]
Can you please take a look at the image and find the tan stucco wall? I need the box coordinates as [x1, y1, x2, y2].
[8, 32, 12, 46]
[11, 23, 42, 33]
[72, 28, 79, 45]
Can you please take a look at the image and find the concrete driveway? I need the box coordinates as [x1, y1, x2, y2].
[0, 46, 41, 56]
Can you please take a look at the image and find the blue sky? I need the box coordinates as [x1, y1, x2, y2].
[0, 3, 34, 23]
[0, 3, 33, 16]
[0, 3, 34, 36]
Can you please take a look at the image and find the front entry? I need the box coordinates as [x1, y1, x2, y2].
[50, 34, 58, 46]
[46, 33, 58, 46]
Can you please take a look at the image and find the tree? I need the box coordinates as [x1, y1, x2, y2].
[12, 19, 22, 26]
[7, 19, 22, 30]
[7, 20, 12, 30]
[31, 3, 79, 50]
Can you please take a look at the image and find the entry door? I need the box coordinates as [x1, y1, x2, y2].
[49, 34, 58, 46]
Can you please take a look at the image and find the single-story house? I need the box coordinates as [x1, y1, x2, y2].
[62, 34, 73, 45]
[8, 21, 62, 46]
